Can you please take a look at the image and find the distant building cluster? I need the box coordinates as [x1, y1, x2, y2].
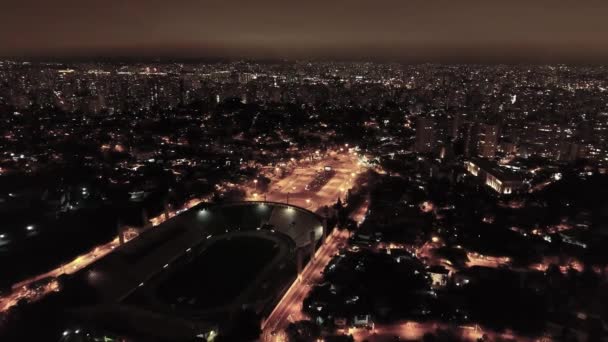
[2, 60, 608, 342]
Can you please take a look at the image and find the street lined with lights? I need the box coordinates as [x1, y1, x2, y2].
[262, 229, 350, 342]
[0, 150, 361, 315]
[0, 198, 205, 313]
[1, 147, 374, 339]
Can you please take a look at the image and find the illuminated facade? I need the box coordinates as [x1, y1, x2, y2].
[465, 159, 524, 194]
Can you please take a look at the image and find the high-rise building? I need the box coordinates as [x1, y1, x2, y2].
[578, 120, 593, 142]
[559, 141, 583, 161]
[477, 123, 499, 158]
[414, 117, 436, 153]
[458, 122, 477, 157]
[239, 72, 256, 84]
[449, 113, 461, 139]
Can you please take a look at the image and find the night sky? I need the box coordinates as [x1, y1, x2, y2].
[2, 0, 608, 62]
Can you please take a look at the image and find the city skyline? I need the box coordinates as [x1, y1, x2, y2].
[1, 58, 608, 342]
[2, 1, 608, 340]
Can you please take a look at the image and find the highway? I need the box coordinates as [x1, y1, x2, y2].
[252, 150, 557, 342]
[0, 198, 205, 313]
[350, 321, 548, 342]
[0, 239, 120, 312]
[262, 229, 349, 342]
[0, 149, 366, 325]
[259, 150, 368, 342]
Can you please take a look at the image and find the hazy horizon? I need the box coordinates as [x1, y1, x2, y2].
[3, 0, 608, 63]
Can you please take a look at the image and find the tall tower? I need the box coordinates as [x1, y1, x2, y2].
[414, 117, 436, 153]
[449, 113, 461, 139]
[459, 122, 478, 157]
[477, 123, 499, 158]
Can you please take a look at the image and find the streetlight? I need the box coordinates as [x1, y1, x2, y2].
[26, 225, 34, 231]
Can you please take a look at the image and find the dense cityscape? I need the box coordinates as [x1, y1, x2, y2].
[0, 59, 607, 341]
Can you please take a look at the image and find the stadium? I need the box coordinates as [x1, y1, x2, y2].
[66, 201, 326, 341]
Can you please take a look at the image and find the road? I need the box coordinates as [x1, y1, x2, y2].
[0, 149, 365, 324]
[351, 198, 369, 225]
[262, 229, 349, 342]
[0, 150, 363, 314]
[257, 150, 372, 341]
[350, 321, 548, 342]
[0, 239, 121, 312]
[351, 321, 482, 342]
[252, 151, 557, 342]
[0, 198, 205, 313]
[465, 252, 511, 269]
[0, 149, 362, 314]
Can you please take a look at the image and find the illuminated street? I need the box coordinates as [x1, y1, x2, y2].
[0, 151, 364, 315]
[262, 229, 350, 342]
[0, 239, 120, 312]
[3, 54, 608, 341]
[465, 252, 511, 269]
[0, 198, 205, 313]
[350, 321, 549, 342]
[255, 150, 372, 341]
